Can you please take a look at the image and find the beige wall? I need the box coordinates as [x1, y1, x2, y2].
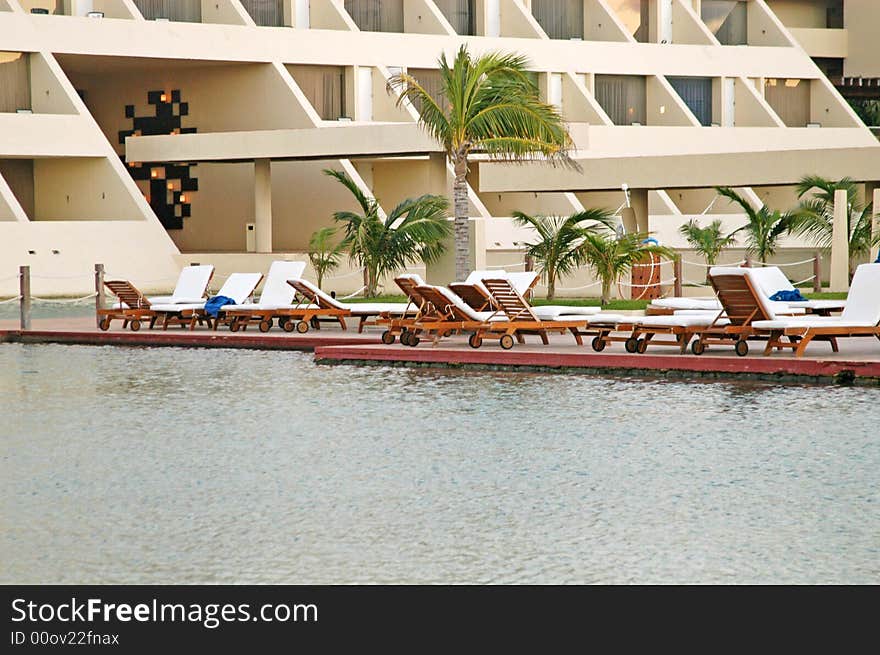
[33, 157, 145, 220]
[843, 0, 880, 78]
[0, 159, 34, 218]
[30, 52, 77, 114]
[766, 0, 838, 28]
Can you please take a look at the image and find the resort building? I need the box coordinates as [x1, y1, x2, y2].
[1, 0, 878, 297]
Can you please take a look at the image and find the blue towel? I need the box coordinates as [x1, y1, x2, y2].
[204, 295, 235, 318]
[769, 289, 807, 302]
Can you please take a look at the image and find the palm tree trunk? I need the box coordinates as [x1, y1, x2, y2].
[601, 277, 612, 307]
[546, 269, 555, 300]
[453, 157, 470, 282]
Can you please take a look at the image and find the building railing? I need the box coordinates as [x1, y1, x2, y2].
[133, 0, 201, 23]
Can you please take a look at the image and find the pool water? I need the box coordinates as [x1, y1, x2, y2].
[1, 343, 878, 584]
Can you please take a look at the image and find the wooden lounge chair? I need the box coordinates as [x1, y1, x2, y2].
[404, 284, 504, 347]
[283, 279, 351, 333]
[213, 261, 307, 332]
[476, 278, 589, 349]
[751, 263, 880, 357]
[378, 274, 430, 344]
[150, 272, 263, 330]
[285, 278, 418, 333]
[98, 264, 215, 331]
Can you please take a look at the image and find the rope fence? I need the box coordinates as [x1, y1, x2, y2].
[30, 292, 99, 304]
[0, 295, 23, 305]
[752, 257, 817, 267]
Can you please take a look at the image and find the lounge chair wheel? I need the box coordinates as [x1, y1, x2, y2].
[281, 319, 294, 332]
[735, 340, 749, 357]
[636, 339, 648, 354]
[381, 330, 395, 345]
[258, 320, 272, 333]
[499, 334, 515, 350]
[129, 319, 141, 332]
[408, 335, 420, 347]
[230, 322, 240, 333]
[296, 321, 309, 334]
[98, 318, 111, 331]
[468, 333, 482, 349]
[310, 317, 320, 329]
[400, 331, 411, 346]
[625, 337, 639, 353]
[591, 336, 606, 352]
[691, 339, 705, 356]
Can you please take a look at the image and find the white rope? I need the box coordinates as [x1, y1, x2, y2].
[680, 259, 746, 268]
[486, 261, 526, 270]
[683, 279, 713, 288]
[534, 280, 602, 291]
[751, 257, 817, 267]
[611, 201, 627, 217]
[30, 272, 95, 280]
[0, 273, 21, 282]
[105, 273, 181, 284]
[791, 275, 817, 285]
[618, 277, 678, 288]
[339, 285, 368, 300]
[324, 268, 365, 280]
[30, 292, 98, 304]
[0, 295, 22, 305]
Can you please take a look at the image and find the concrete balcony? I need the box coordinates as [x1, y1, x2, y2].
[788, 27, 848, 59]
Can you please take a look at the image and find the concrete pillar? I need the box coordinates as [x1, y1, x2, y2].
[254, 158, 272, 253]
[871, 187, 880, 263]
[631, 188, 650, 234]
[829, 188, 849, 292]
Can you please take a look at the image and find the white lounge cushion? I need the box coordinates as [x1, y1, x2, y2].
[532, 305, 601, 320]
[584, 313, 630, 324]
[650, 297, 722, 311]
[464, 270, 538, 298]
[171, 265, 214, 302]
[256, 261, 307, 306]
[151, 272, 262, 312]
[784, 299, 846, 311]
[149, 302, 205, 312]
[347, 303, 418, 316]
[752, 317, 877, 330]
[634, 314, 730, 328]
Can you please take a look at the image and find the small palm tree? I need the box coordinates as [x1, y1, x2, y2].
[716, 187, 794, 264]
[388, 46, 574, 282]
[580, 232, 674, 306]
[513, 209, 614, 299]
[678, 218, 737, 282]
[324, 169, 451, 297]
[790, 174, 879, 277]
[307, 227, 343, 289]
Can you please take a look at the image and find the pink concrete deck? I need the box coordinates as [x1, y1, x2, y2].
[2, 316, 879, 383]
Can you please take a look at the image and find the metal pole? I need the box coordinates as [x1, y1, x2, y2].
[813, 251, 822, 294]
[674, 256, 682, 298]
[95, 263, 105, 327]
[19, 265, 30, 331]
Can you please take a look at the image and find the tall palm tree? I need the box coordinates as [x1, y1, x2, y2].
[387, 45, 574, 281]
[580, 232, 674, 306]
[790, 175, 879, 277]
[716, 187, 794, 264]
[307, 227, 343, 289]
[678, 218, 737, 282]
[324, 169, 451, 297]
[513, 209, 614, 299]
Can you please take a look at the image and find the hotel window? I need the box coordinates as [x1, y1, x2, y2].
[133, 0, 201, 22]
[344, 0, 404, 33]
[532, 0, 584, 40]
[764, 79, 811, 127]
[290, 66, 347, 120]
[701, 1, 747, 45]
[595, 75, 646, 125]
[668, 77, 713, 126]
[606, 0, 649, 43]
[241, 0, 284, 27]
[407, 69, 446, 115]
[0, 52, 31, 113]
[434, 0, 475, 36]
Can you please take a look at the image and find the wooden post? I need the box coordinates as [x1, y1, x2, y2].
[524, 254, 534, 272]
[673, 256, 682, 297]
[95, 263, 105, 327]
[19, 265, 31, 331]
[744, 254, 752, 268]
[813, 251, 822, 294]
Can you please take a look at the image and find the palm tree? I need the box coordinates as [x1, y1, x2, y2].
[513, 209, 614, 299]
[678, 218, 737, 282]
[307, 227, 343, 289]
[580, 232, 674, 306]
[790, 174, 879, 277]
[716, 187, 794, 264]
[387, 45, 574, 282]
[324, 169, 451, 297]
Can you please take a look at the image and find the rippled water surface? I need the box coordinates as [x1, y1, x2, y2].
[1, 343, 878, 584]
